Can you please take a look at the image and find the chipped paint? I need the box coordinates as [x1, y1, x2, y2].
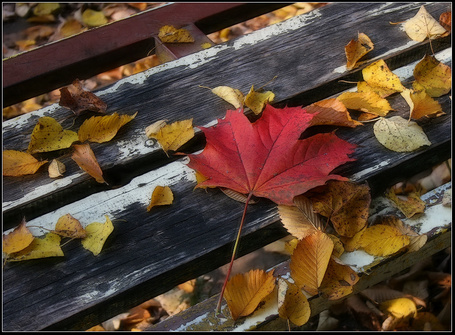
[340, 249, 375, 272]
[174, 312, 210, 332]
[351, 159, 393, 181]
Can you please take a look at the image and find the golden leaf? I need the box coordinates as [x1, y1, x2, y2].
[361, 59, 405, 97]
[340, 227, 366, 252]
[54, 214, 87, 239]
[305, 98, 362, 127]
[327, 234, 344, 258]
[290, 230, 334, 296]
[373, 116, 431, 152]
[211, 86, 244, 109]
[337, 91, 392, 116]
[224, 269, 275, 320]
[147, 186, 174, 212]
[244, 85, 275, 115]
[380, 297, 417, 319]
[319, 258, 359, 300]
[81, 215, 114, 256]
[7, 233, 64, 262]
[60, 18, 85, 38]
[71, 143, 106, 184]
[48, 159, 66, 178]
[82, 9, 108, 27]
[3, 150, 48, 176]
[345, 32, 374, 70]
[33, 3, 60, 16]
[78, 112, 137, 143]
[403, 5, 447, 42]
[401, 88, 444, 120]
[277, 278, 311, 326]
[158, 25, 194, 43]
[146, 118, 194, 154]
[413, 54, 452, 97]
[386, 188, 426, 218]
[2, 218, 34, 254]
[358, 224, 410, 256]
[27, 117, 79, 154]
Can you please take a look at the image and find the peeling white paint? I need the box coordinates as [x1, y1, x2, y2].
[406, 202, 452, 234]
[2, 104, 60, 131]
[174, 312, 210, 332]
[115, 130, 157, 160]
[340, 249, 376, 273]
[351, 159, 393, 181]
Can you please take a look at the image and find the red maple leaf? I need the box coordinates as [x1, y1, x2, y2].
[188, 105, 356, 205]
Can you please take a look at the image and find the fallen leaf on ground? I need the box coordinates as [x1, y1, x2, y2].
[7, 233, 64, 261]
[48, 158, 66, 178]
[277, 277, 311, 326]
[33, 3, 60, 16]
[78, 112, 138, 143]
[401, 88, 444, 120]
[290, 230, 334, 295]
[339, 227, 366, 252]
[380, 297, 417, 319]
[81, 215, 114, 256]
[360, 59, 406, 97]
[413, 54, 452, 97]
[2, 218, 34, 254]
[439, 11, 451, 32]
[58, 18, 85, 38]
[305, 98, 362, 128]
[373, 116, 431, 152]
[244, 85, 275, 115]
[319, 257, 359, 300]
[71, 143, 106, 184]
[210, 86, 244, 109]
[385, 188, 426, 218]
[358, 224, 410, 256]
[3, 150, 48, 176]
[337, 91, 392, 116]
[146, 118, 194, 155]
[82, 9, 108, 27]
[54, 214, 87, 239]
[147, 186, 174, 211]
[345, 32, 374, 70]
[224, 269, 275, 320]
[403, 5, 447, 42]
[158, 25, 194, 43]
[27, 116, 79, 153]
[59, 79, 107, 115]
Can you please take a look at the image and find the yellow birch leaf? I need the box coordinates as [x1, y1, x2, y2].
[60, 18, 85, 37]
[290, 230, 334, 296]
[380, 297, 417, 319]
[244, 85, 275, 115]
[345, 32, 374, 70]
[33, 3, 60, 16]
[340, 227, 366, 252]
[361, 59, 405, 96]
[413, 54, 452, 97]
[71, 143, 106, 184]
[337, 91, 392, 116]
[201, 42, 212, 49]
[15, 39, 36, 51]
[3, 150, 48, 176]
[82, 9, 108, 27]
[401, 88, 444, 120]
[81, 215, 114, 256]
[403, 5, 447, 42]
[319, 258, 359, 300]
[54, 214, 87, 239]
[305, 98, 362, 127]
[224, 269, 276, 320]
[48, 158, 66, 178]
[147, 118, 194, 154]
[7, 233, 64, 262]
[327, 234, 344, 258]
[277, 278, 311, 326]
[27, 117, 79, 154]
[358, 224, 410, 256]
[2, 218, 34, 254]
[158, 25, 194, 43]
[373, 116, 431, 152]
[147, 186, 174, 212]
[284, 238, 299, 255]
[211, 86, 244, 109]
[386, 188, 426, 218]
[78, 112, 137, 143]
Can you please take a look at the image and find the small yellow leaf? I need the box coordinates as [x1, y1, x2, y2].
[33, 3, 60, 16]
[224, 269, 275, 320]
[201, 42, 212, 49]
[345, 32, 374, 70]
[373, 116, 431, 152]
[277, 278, 311, 326]
[401, 88, 444, 120]
[327, 234, 344, 259]
[147, 186, 174, 212]
[290, 230, 334, 296]
[413, 54, 452, 97]
[27, 117, 79, 154]
[7, 233, 64, 262]
[146, 119, 194, 154]
[340, 227, 366, 252]
[158, 25, 194, 43]
[81, 215, 114, 256]
[319, 258, 359, 300]
[48, 159, 66, 178]
[386, 188, 426, 218]
[60, 18, 85, 37]
[54, 214, 87, 239]
[337, 91, 392, 116]
[3, 150, 48, 176]
[380, 297, 417, 319]
[358, 224, 410, 256]
[305, 98, 363, 128]
[211, 86, 244, 109]
[78, 112, 137, 143]
[361, 59, 406, 96]
[403, 5, 447, 42]
[71, 143, 106, 184]
[82, 9, 108, 27]
[244, 85, 275, 115]
[2, 218, 34, 254]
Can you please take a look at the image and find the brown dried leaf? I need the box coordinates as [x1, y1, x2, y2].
[305, 98, 362, 128]
[71, 143, 106, 184]
[59, 79, 107, 115]
[54, 214, 87, 239]
[345, 32, 374, 70]
[319, 257, 359, 300]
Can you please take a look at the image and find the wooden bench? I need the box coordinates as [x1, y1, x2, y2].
[2, 2, 451, 331]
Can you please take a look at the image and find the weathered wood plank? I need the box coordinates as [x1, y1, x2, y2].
[2, 2, 451, 227]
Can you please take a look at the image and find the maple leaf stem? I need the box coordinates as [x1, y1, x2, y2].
[215, 192, 254, 315]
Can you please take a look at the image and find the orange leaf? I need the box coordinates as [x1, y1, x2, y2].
[319, 258, 359, 300]
[224, 269, 275, 320]
[386, 188, 426, 218]
[54, 214, 87, 238]
[305, 98, 362, 128]
[59, 79, 107, 115]
[290, 230, 334, 295]
[147, 186, 174, 212]
[2, 218, 34, 254]
[277, 277, 311, 326]
[401, 88, 444, 120]
[71, 143, 106, 183]
[439, 11, 451, 32]
[158, 25, 194, 43]
[345, 32, 374, 70]
[3, 150, 48, 176]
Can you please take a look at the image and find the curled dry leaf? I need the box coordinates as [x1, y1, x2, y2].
[27, 116, 79, 154]
[277, 277, 311, 326]
[385, 188, 426, 218]
[223, 269, 275, 320]
[373, 116, 431, 152]
[7, 233, 64, 262]
[413, 54, 452, 98]
[147, 186, 174, 212]
[78, 112, 138, 143]
[305, 98, 362, 128]
[319, 257, 359, 300]
[345, 32, 374, 70]
[59, 79, 107, 115]
[71, 143, 106, 184]
[244, 85, 275, 115]
[439, 11, 451, 32]
[3, 150, 48, 176]
[290, 230, 334, 296]
[358, 224, 410, 256]
[146, 118, 194, 155]
[2, 218, 34, 255]
[337, 91, 392, 117]
[81, 215, 114, 256]
[401, 88, 444, 120]
[403, 5, 447, 42]
[158, 25, 194, 43]
[48, 159, 66, 178]
[211, 86, 244, 109]
[54, 214, 87, 239]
